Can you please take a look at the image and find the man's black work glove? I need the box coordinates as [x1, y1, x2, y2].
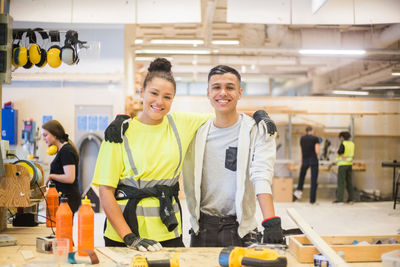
[123, 233, 162, 252]
[253, 110, 277, 138]
[262, 217, 284, 244]
[104, 114, 131, 143]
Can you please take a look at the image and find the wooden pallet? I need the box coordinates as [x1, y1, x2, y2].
[289, 235, 400, 263]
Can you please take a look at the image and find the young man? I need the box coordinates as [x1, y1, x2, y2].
[182, 65, 283, 247]
[334, 131, 355, 204]
[293, 126, 320, 204]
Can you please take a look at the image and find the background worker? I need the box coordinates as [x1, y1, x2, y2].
[93, 58, 213, 251]
[293, 126, 320, 204]
[182, 65, 283, 247]
[42, 120, 81, 213]
[334, 131, 355, 204]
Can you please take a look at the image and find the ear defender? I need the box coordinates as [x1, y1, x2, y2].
[22, 30, 36, 69]
[34, 29, 49, 68]
[47, 45, 62, 68]
[61, 45, 77, 65]
[12, 45, 28, 67]
[47, 145, 58, 155]
[47, 31, 62, 68]
[12, 30, 28, 67]
[29, 43, 42, 65]
[61, 30, 80, 65]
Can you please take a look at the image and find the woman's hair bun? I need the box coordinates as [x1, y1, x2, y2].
[148, 58, 172, 72]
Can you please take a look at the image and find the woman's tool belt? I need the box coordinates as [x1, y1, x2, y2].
[115, 182, 180, 234]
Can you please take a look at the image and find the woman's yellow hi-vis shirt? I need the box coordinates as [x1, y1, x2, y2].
[93, 112, 211, 243]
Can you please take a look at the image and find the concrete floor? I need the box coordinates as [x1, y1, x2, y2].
[63, 199, 400, 248]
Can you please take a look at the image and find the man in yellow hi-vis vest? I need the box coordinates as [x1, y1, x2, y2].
[334, 131, 355, 204]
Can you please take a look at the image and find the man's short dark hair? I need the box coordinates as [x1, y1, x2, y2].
[306, 126, 313, 133]
[339, 131, 351, 140]
[208, 65, 241, 83]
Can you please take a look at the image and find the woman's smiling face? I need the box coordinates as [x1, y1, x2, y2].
[139, 77, 175, 125]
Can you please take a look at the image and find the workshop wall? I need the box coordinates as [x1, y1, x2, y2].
[2, 86, 125, 167]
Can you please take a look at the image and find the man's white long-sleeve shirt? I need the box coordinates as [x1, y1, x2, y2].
[182, 114, 276, 238]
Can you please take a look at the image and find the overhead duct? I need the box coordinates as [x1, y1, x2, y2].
[375, 23, 400, 48]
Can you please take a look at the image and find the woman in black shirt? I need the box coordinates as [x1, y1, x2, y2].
[42, 120, 81, 213]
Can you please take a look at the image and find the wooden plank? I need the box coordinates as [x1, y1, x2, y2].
[287, 207, 349, 267]
[289, 235, 400, 263]
[96, 247, 132, 265]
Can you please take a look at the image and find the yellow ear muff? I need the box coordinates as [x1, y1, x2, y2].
[48, 145, 58, 155]
[13, 46, 28, 67]
[28, 43, 42, 65]
[47, 45, 62, 68]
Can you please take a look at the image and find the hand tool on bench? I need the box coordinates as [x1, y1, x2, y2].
[131, 252, 179, 267]
[219, 246, 287, 267]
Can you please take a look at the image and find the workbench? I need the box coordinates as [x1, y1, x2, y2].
[0, 225, 383, 266]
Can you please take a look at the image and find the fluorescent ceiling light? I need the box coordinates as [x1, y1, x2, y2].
[332, 90, 369, 95]
[136, 49, 210, 55]
[135, 57, 154, 61]
[150, 39, 204, 45]
[361, 85, 400, 90]
[135, 39, 143, 44]
[212, 40, 239, 45]
[392, 72, 400, 76]
[299, 49, 366, 55]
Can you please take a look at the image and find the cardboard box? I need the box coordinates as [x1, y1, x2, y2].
[272, 177, 293, 202]
[289, 235, 400, 263]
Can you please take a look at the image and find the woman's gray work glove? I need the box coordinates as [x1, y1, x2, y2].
[262, 216, 284, 244]
[253, 110, 277, 138]
[123, 233, 162, 252]
[104, 114, 131, 143]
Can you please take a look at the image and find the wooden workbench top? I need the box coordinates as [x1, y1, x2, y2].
[0, 225, 382, 266]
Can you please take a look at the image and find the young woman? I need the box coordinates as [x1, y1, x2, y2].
[42, 120, 81, 213]
[92, 58, 211, 251]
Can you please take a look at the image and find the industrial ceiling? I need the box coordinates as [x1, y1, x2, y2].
[9, 0, 400, 97]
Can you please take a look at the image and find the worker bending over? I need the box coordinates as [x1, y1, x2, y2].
[182, 65, 283, 247]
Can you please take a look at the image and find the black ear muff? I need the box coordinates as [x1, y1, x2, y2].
[61, 30, 81, 65]
[47, 44, 62, 68]
[61, 44, 78, 65]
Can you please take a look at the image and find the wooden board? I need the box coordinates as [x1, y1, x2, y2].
[289, 235, 400, 263]
[287, 208, 349, 267]
[0, 164, 30, 207]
